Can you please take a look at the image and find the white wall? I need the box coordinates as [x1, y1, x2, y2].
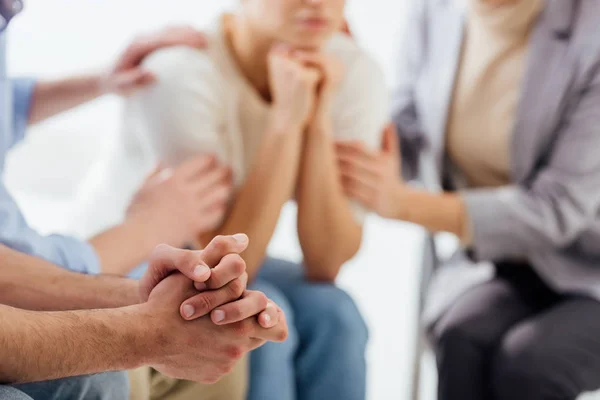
[5, 2, 425, 399]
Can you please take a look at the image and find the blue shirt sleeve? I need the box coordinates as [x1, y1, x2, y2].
[10, 78, 36, 149]
[0, 184, 101, 274]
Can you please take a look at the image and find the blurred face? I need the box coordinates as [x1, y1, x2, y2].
[241, 0, 346, 50]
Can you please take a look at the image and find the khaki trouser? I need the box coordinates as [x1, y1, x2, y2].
[129, 358, 247, 400]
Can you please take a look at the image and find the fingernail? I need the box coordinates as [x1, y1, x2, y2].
[233, 234, 248, 244]
[193, 265, 210, 279]
[262, 313, 272, 326]
[194, 282, 207, 292]
[213, 310, 226, 323]
[182, 304, 195, 319]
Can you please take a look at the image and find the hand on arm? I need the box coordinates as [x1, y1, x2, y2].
[90, 155, 231, 276]
[336, 124, 468, 238]
[28, 26, 208, 124]
[200, 45, 321, 281]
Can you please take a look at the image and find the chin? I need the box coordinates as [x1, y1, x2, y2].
[287, 32, 334, 51]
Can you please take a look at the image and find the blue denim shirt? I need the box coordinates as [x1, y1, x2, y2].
[0, 34, 99, 274]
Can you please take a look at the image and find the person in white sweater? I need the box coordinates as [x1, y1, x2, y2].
[71, 0, 389, 399]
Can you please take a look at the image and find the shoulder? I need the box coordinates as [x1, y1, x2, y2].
[142, 28, 226, 90]
[326, 34, 388, 108]
[326, 35, 390, 146]
[325, 33, 385, 82]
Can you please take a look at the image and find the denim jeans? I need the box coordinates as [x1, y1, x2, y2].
[0, 372, 128, 400]
[248, 258, 369, 400]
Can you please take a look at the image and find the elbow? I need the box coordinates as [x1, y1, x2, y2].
[304, 243, 360, 283]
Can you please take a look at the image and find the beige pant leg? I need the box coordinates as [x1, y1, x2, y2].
[129, 367, 152, 400]
[128, 358, 248, 400]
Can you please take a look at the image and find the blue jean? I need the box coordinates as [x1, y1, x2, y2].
[248, 258, 368, 400]
[0, 372, 128, 400]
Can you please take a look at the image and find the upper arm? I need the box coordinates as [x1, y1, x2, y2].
[333, 55, 390, 149]
[9, 78, 36, 148]
[333, 53, 390, 223]
[125, 47, 228, 167]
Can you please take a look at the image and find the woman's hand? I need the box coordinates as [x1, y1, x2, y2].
[336, 123, 404, 218]
[268, 45, 322, 132]
[291, 51, 345, 128]
[126, 155, 232, 247]
[103, 25, 208, 96]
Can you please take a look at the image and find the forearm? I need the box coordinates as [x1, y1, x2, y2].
[297, 122, 362, 281]
[394, 186, 468, 239]
[89, 218, 159, 276]
[201, 124, 304, 280]
[0, 246, 140, 311]
[29, 73, 105, 124]
[0, 304, 148, 384]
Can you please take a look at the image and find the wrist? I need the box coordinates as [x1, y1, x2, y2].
[100, 305, 157, 370]
[308, 102, 334, 135]
[393, 184, 414, 221]
[268, 110, 304, 136]
[123, 303, 163, 367]
[93, 71, 111, 96]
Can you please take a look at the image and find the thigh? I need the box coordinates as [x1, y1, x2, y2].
[258, 258, 363, 325]
[148, 360, 248, 400]
[494, 296, 600, 397]
[250, 277, 295, 324]
[0, 386, 32, 400]
[129, 367, 151, 400]
[14, 373, 128, 400]
[431, 278, 537, 349]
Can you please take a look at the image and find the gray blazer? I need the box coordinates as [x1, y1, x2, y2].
[393, 0, 600, 300]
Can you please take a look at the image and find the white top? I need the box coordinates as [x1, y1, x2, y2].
[70, 19, 389, 240]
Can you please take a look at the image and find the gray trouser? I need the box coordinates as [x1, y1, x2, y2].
[430, 262, 600, 400]
[0, 372, 128, 400]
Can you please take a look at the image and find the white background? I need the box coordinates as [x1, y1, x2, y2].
[5, 1, 437, 399]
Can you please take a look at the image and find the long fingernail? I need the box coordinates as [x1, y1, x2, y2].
[182, 304, 195, 319]
[193, 265, 210, 279]
[232, 234, 248, 244]
[213, 310, 225, 323]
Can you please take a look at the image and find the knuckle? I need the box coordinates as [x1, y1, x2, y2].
[276, 329, 289, 342]
[180, 252, 199, 270]
[253, 291, 269, 310]
[227, 279, 245, 298]
[232, 320, 253, 337]
[226, 303, 243, 320]
[211, 235, 227, 251]
[215, 363, 232, 376]
[224, 345, 245, 360]
[195, 294, 214, 314]
[228, 254, 247, 275]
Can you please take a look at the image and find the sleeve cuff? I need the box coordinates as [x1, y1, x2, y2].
[11, 78, 36, 147]
[461, 185, 527, 262]
[47, 234, 102, 275]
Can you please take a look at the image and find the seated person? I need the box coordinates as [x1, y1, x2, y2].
[1, 4, 256, 398]
[71, 0, 389, 399]
[335, 1, 600, 399]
